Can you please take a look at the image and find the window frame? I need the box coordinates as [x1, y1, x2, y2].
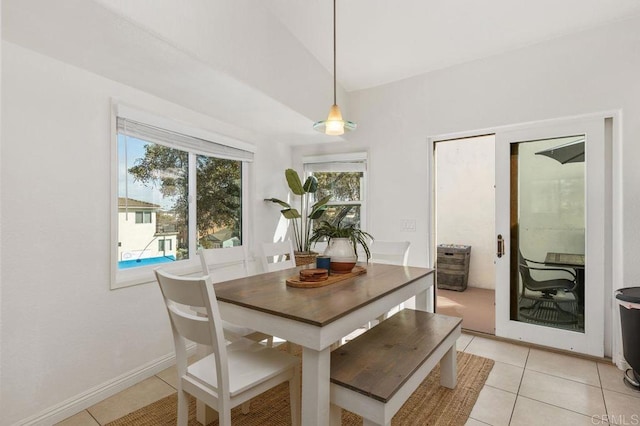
[135, 211, 152, 224]
[303, 152, 368, 233]
[111, 103, 254, 289]
[158, 238, 172, 252]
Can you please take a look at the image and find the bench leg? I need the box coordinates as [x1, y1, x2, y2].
[439, 343, 457, 389]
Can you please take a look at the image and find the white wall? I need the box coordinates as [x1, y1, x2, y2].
[93, 0, 347, 128]
[295, 16, 640, 358]
[436, 135, 495, 289]
[518, 138, 586, 260]
[0, 42, 287, 425]
[0, 5, 3, 417]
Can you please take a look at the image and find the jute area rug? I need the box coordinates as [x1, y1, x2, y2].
[107, 351, 493, 426]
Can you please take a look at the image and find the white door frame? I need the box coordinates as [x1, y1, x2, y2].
[496, 117, 605, 356]
[427, 111, 623, 359]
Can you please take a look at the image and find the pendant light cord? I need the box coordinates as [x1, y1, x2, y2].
[333, 0, 337, 105]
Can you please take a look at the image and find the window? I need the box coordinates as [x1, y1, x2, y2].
[113, 106, 254, 288]
[303, 152, 368, 233]
[135, 211, 152, 224]
[158, 238, 172, 252]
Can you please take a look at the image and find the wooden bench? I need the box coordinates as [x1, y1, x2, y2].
[329, 309, 462, 426]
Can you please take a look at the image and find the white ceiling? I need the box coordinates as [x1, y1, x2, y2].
[266, 0, 640, 91]
[4, 0, 640, 144]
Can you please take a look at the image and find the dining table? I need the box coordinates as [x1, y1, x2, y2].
[202, 262, 435, 426]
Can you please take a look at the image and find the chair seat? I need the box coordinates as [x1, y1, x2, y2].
[526, 277, 574, 292]
[220, 319, 260, 338]
[187, 339, 299, 397]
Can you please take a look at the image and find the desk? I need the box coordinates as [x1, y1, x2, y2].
[210, 263, 434, 426]
[545, 252, 585, 306]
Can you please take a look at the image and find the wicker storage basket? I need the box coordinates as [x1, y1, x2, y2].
[294, 251, 319, 266]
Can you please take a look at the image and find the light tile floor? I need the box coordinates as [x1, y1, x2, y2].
[57, 334, 640, 426]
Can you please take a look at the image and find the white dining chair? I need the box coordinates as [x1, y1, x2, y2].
[370, 240, 411, 323]
[312, 241, 328, 256]
[154, 268, 301, 426]
[199, 245, 250, 282]
[198, 246, 273, 346]
[370, 240, 411, 266]
[260, 240, 297, 272]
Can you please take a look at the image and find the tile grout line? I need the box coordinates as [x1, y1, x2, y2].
[86, 410, 101, 426]
[597, 363, 611, 422]
[155, 372, 178, 391]
[515, 394, 604, 421]
[507, 347, 530, 425]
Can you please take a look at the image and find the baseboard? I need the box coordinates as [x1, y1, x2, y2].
[15, 344, 196, 426]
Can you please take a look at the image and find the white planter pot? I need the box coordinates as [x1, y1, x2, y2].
[324, 238, 357, 274]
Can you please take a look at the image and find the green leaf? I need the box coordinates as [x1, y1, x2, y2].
[285, 169, 304, 195]
[282, 208, 301, 219]
[312, 194, 332, 209]
[308, 205, 328, 220]
[264, 198, 291, 209]
[303, 175, 318, 193]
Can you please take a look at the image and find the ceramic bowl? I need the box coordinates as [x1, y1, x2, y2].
[330, 261, 356, 274]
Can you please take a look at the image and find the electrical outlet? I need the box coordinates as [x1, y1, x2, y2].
[401, 219, 416, 232]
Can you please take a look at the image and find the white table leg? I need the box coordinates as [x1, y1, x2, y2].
[415, 275, 434, 312]
[196, 401, 217, 425]
[415, 288, 429, 312]
[302, 346, 331, 426]
[440, 343, 457, 389]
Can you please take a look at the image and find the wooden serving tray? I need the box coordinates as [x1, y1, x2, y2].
[286, 266, 367, 288]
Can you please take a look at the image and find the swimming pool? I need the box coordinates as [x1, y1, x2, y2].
[118, 255, 176, 269]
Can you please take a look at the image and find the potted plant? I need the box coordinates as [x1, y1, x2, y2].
[310, 220, 373, 273]
[265, 169, 332, 265]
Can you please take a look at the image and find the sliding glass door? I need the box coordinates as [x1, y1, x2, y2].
[495, 117, 605, 356]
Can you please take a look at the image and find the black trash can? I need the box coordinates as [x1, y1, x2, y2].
[615, 287, 640, 391]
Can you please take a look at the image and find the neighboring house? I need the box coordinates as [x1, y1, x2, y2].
[117, 197, 178, 265]
[200, 226, 241, 249]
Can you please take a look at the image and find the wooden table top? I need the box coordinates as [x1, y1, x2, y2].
[545, 252, 585, 267]
[214, 263, 434, 327]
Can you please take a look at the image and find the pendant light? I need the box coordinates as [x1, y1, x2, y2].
[313, 0, 356, 136]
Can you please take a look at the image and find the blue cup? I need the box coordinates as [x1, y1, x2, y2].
[316, 256, 331, 272]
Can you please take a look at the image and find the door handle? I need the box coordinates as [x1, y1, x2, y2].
[497, 234, 505, 258]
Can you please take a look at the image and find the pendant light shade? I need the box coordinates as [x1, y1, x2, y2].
[314, 104, 356, 136]
[314, 0, 356, 136]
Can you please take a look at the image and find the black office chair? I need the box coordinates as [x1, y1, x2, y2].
[518, 250, 579, 325]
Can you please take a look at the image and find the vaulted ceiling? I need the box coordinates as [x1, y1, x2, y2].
[266, 0, 640, 91]
[4, 0, 640, 144]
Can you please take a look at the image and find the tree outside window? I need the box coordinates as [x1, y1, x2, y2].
[118, 138, 242, 269]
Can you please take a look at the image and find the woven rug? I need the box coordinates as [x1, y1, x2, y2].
[106, 351, 493, 426]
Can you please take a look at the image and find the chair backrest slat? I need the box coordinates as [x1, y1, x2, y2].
[167, 303, 213, 346]
[157, 272, 210, 307]
[261, 240, 296, 272]
[370, 241, 410, 266]
[199, 246, 249, 282]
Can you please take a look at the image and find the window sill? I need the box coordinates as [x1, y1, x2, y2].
[111, 258, 202, 290]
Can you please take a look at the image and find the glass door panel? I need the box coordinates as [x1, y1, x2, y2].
[511, 136, 585, 333]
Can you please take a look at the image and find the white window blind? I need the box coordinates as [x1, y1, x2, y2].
[304, 161, 366, 173]
[303, 152, 367, 173]
[117, 117, 254, 162]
